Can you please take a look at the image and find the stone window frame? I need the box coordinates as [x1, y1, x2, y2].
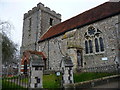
[84, 26, 105, 55]
[99, 37, 104, 52]
[28, 17, 32, 31]
[94, 36, 105, 54]
[89, 39, 93, 53]
[85, 40, 89, 54]
[84, 38, 94, 55]
[95, 38, 99, 52]
[49, 18, 54, 26]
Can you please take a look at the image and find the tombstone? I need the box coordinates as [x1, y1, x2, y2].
[30, 59, 44, 88]
[60, 56, 74, 86]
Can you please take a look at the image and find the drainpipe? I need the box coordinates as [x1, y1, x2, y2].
[115, 15, 120, 66]
[118, 15, 120, 65]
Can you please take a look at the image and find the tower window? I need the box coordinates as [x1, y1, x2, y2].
[28, 18, 32, 38]
[29, 18, 32, 30]
[50, 18, 53, 26]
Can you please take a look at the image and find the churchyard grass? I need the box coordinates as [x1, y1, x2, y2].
[74, 72, 117, 83]
[20, 78, 28, 83]
[43, 74, 61, 88]
[2, 80, 25, 89]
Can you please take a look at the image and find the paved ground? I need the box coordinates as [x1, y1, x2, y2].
[93, 81, 120, 88]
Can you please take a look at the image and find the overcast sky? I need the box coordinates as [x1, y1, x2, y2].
[0, 0, 109, 49]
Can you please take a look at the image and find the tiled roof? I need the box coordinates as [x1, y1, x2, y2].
[39, 2, 120, 42]
[32, 59, 45, 67]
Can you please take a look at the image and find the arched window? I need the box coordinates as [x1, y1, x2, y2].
[84, 26, 105, 54]
[89, 40, 93, 53]
[85, 41, 88, 54]
[99, 37, 104, 52]
[95, 38, 99, 52]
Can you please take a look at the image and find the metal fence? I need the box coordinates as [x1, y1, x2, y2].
[79, 64, 120, 73]
[2, 75, 29, 89]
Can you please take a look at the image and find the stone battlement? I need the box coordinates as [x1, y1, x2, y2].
[24, 2, 61, 20]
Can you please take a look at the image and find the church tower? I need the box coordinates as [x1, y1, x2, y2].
[20, 3, 61, 56]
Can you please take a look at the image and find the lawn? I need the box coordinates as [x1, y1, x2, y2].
[2, 74, 61, 89]
[43, 74, 61, 88]
[2, 80, 25, 89]
[74, 72, 117, 83]
[20, 78, 29, 83]
[39, 72, 117, 88]
[1, 72, 117, 89]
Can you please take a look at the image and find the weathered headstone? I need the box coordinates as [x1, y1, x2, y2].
[30, 59, 44, 88]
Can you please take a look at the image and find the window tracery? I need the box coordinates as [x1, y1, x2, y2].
[84, 26, 104, 54]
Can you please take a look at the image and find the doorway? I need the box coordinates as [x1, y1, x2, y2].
[24, 60, 27, 74]
[77, 50, 83, 67]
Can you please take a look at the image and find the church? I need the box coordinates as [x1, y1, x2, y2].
[21, 2, 120, 72]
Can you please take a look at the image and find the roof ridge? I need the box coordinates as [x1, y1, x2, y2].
[39, 2, 120, 42]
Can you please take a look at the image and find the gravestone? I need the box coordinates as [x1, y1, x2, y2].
[60, 56, 74, 86]
[30, 59, 44, 88]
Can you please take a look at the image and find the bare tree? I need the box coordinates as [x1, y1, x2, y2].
[0, 19, 18, 64]
[0, 20, 20, 76]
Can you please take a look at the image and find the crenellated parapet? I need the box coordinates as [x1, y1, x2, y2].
[24, 2, 61, 20]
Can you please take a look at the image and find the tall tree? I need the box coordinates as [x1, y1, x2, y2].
[0, 20, 18, 64]
[2, 33, 17, 64]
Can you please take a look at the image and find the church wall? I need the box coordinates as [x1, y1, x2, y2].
[78, 15, 119, 68]
[39, 14, 119, 71]
[39, 37, 66, 70]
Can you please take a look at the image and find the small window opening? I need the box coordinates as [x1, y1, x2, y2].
[50, 18, 53, 26]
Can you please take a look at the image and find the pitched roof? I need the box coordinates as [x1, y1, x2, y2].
[60, 56, 73, 67]
[32, 59, 45, 67]
[39, 2, 120, 42]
